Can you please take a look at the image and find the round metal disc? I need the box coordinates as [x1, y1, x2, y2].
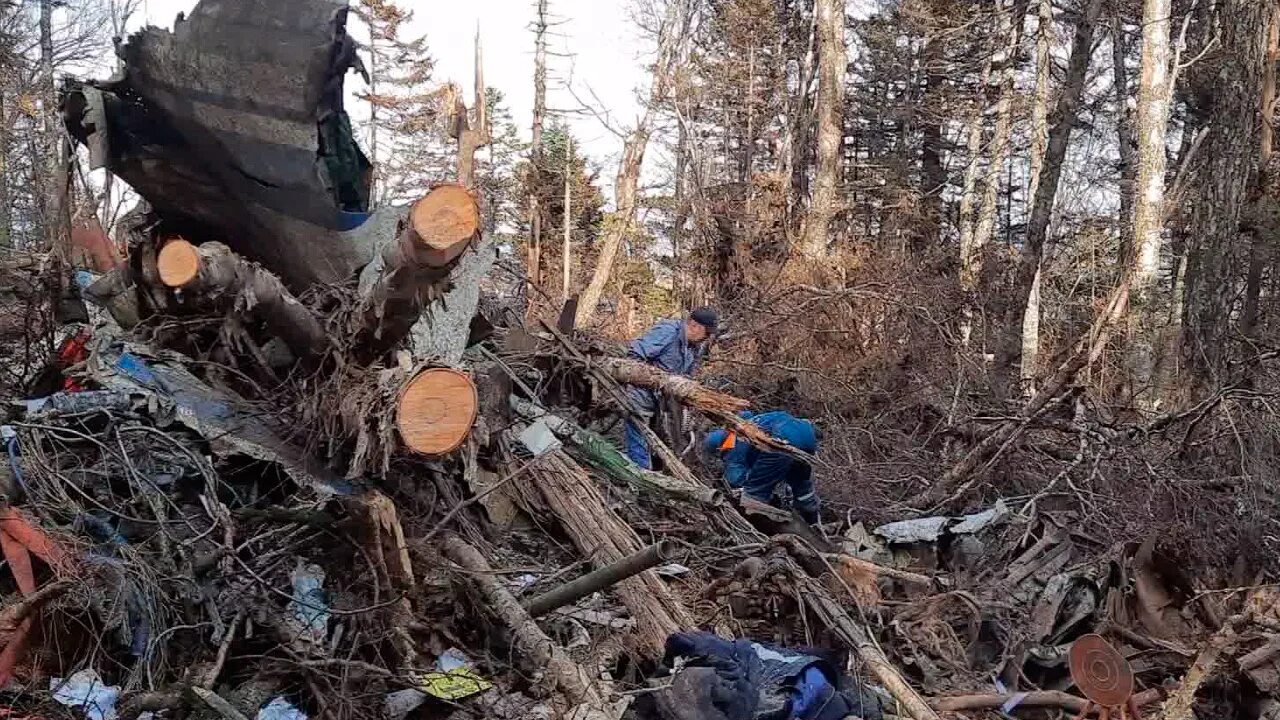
[1069, 633, 1134, 707]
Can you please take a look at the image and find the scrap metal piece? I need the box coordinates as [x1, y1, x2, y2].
[1069, 633, 1135, 708]
[524, 540, 678, 618]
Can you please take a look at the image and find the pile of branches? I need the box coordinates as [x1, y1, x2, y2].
[2, 2, 1274, 718]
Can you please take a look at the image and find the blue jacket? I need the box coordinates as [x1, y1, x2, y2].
[704, 411, 820, 519]
[662, 631, 883, 720]
[627, 319, 704, 412]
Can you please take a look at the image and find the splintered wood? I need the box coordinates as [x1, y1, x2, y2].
[511, 451, 691, 657]
[396, 368, 478, 455]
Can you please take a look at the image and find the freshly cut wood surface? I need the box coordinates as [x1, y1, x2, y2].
[396, 368, 478, 455]
[409, 184, 479, 265]
[157, 238, 201, 287]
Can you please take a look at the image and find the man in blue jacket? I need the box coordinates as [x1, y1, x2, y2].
[704, 410, 821, 525]
[624, 307, 718, 469]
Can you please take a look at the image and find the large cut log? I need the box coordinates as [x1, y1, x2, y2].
[157, 239, 328, 360]
[316, 364, 478, 477]
[441, 534, 609, 710]
[353, 185, 479, 362]
[510, 451, 691, 657]
[396, 368, 478, 456]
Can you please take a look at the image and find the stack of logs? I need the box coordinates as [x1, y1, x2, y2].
[95, 184, 483, 459]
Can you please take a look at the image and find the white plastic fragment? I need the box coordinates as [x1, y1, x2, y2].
[51, 669, 121, 720]
[256, 697, 307, 720]
[286, 563, 329, 646]
[518, 418, 562, 457]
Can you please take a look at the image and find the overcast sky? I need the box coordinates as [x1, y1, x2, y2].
[134, 0, 649, 170]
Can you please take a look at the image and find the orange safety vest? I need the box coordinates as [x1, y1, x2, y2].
[718, 430, 738, 451]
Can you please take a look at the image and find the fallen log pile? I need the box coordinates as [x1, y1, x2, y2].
[7, 258, 1280, 720]
[0, 2, 1271, 719]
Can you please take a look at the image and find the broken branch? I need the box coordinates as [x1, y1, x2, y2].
[931, 687, 1165, 714]
[525, 540, 679, 618]
[441, 533, 608, 708]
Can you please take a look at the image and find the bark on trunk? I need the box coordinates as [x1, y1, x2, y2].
[562, 136, 573, 303]
[598, 357, 750, 414]
[0, 89, 10, 247]
[999, 0, 1104, 382]
[1124, 0, 1173, 405]
[785, 9, 817, 229]
[1241, 13, 1279, 345]
[511, 451, 691, 658]
[1178, 0, 1272, 384]
[966, 2, 1030, 348]
[157, 239, 328, 360]
[441, 534, 608, 709]
[528, 0, 548, 289]
[597, 357, 815, 462]
[956, 39, 997, 347]
[799, 0, 845, 258]
[798, 574, 941, 720]
[972, 1, 1027, 264]
[1113, 11, 1138, 261]
[576, 0, 688, 325]
[40, 0, 67, 257]
[352, 185, 479, 362]
[1019, 0, 1053, 391]
[914, 11, 946, 258]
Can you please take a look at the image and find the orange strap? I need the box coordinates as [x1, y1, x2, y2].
[718, 431, 738, 451]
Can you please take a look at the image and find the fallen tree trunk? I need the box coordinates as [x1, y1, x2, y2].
[594, 356, 814, 462]
[441, 534, 608, 709]
[931, 687, 1164, 714]
[157, 239, 328, 360]
[319, 364, 478, 477]
[353, 185, 479, 362]
[510, 396, 720, 505]
[798, 573, 941, 720]
[1157, 614, 1245, 720]
[597, 357, 750, 415]
[510, 451, 691, 657]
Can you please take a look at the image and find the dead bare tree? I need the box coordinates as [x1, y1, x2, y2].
[798, 0, 845, 258]
[997, 0, 1104, 389]
[575, 0, 692, 326]
[528, 0, 548, 290]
